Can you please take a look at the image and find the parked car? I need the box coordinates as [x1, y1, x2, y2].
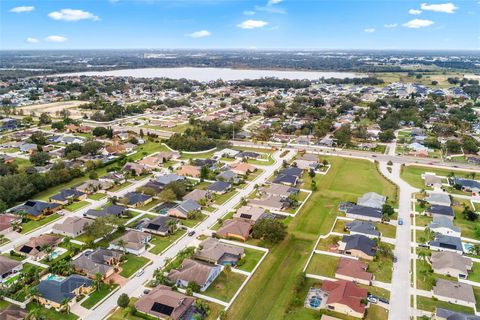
[393, 256, 398, 263]
[379, 297, 389, 304]
[367, 295, 378, 304]
[398, 218, 403, 226]
[137, 269, 145, 277]
[188, 230, 195, 236]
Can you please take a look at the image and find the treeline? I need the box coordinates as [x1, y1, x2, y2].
[80, 100, 147, 122]
[237, 78, 311, 89]
[166, 132, 218, 152]
[0, 162, 83, 209]
[322, 77, 385, 85]
[166, 122, 233, 151]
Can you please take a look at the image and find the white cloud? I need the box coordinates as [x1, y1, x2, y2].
[384, 23, 398, 28]
[364, 28, 376, 33]
[26, 37, 39, 43]
[243, 10, 256, 15]
[188, 30, 211, 38]
[421, 2, 458, 13]
[45, 35, 68, 42]
[237, 19, 268, 29]
[268, 0, 282, 4]
[48, 9, 99, 21]
[403, 19, 434, 28]
[10, 6, 34, 13]
[409, 9, 423, 15]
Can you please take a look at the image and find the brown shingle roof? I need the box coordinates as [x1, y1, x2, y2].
[322, 280, 367, 315]
[216, 219, 252, 240]
[135, 285, 195, 320]
[335, 258, 372, 282]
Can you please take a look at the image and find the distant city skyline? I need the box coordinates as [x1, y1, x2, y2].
[1, 0, 479, 50]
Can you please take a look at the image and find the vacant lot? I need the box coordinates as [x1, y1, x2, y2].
[18, 100, 90, 119]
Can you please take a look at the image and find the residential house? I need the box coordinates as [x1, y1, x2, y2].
[357, 192, 386, 209]
[230, 162, 256, 176]
[141, 216, 179, 236]
[0, 305, 27, 320]
[215, 148, 240, 159]
[431, 251, 472, 279]
[52, 217, 92, 237]
[207, 181, 231, 195]
[0, 214, 21, 235]
[429, 234, 463, 254]
[167, 259, 222, 292]
[433, 279, 476, 308]
[109, 230, 151, 255]
[236, 151, 260, 160]
[123, 192, 152, 208]
[424, 173, 443, 188]
[426, 205, 455, 220]
[84, 205, 127, 219]
[428, 216, 461, 237]
[233, 206, 266, 223]
[0, 256, 22, 286]
[122, 162, 151, 176]
[435, 308, 480, 320]
[248, 196, 285, 211]
[99, 172, 126, 185]
[12, 200, 61, 220]
[168, 199, 201, 219]
[345, 220, 380, 238]
[334, 258, 373, 285]
[135, 285, 195, 320]
[19, 143, 37, 154]
[194, 238, 245, 265]
[294, 153, 319, 170]
[49, 188, 87, 205]
[183, 189, 209, 203]
[36, 275, 93, 311]
[72, 248, 122, 279]
[156, 174, 185, 187]
[176, 165, 201, 178]
[345, 205, 383, 222]
[216, 219, 253, 242]
[338, 234, 376, 260]
[76, 180, 113, 194]
[453, 178, 480, 193]
[262, 183, 299, 199]
[272, 167, 302, 186]
[426, 193, 451, 207]
[217, 170, 239, 184]
[16, 234, 62, 260]
[321, 280, 368, 318]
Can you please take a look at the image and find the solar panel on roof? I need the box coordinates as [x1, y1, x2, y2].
[151, 302, 174, 316]
[240, 214, 252, 219]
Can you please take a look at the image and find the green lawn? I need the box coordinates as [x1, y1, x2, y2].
[417, 296, 474, 314]
[452, 199, 477, 239]
[21, 214, 61, 234]
[415, 214, 432, 227]
[81, 284, 119, 309]
[376, 223, 397, 238]
[74, 225, 114, 243]
[88, 193, 106, 201]
[179, 149, 218, 160]
[119, 254, 150, 278]
[203, 272, 247, 302]
[306, 253, 339, 278]
[214, 190, 238, 205]
[467, 262, 480, 282]
[65, 200, 90, 212]
[228, 156, 397, 320]
[26, 302, 78, 320]
[400, 165, 471, 190]
[149, 230, 186, 255]
[237, 248, 265, 273]
[109, 182, 132, 192]
[367, 252, 393, 283]
[181, 213, 207, 228]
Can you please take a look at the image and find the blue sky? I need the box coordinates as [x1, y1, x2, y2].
[1, 0, 479, 50]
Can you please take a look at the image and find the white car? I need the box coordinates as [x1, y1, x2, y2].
[137, 269, 145, 277]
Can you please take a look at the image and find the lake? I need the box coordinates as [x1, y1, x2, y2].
[58, 67, 362, 81]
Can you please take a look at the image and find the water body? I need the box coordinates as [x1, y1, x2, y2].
[58, 67, 362, 81]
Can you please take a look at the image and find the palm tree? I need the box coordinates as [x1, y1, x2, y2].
[26, 306, 41, 320]
[61, 298, 70, 314]
[116, 239, 127, 253]
[167, 219, 178, 234]
[224, 265, 232, 283]
[94, 272, 103, 291]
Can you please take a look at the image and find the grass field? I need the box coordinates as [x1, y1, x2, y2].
[367, 252, 393, 283]
[400, 165, 471, 190]
[119, 254, 150, 278]
[227, 156, 397, 320]
[467, 262, 480, 283]
[214, 190, 238, 205]
[306, 253, 339, 278]
[237, 248, 265, 273]
[88, 193, 106, 200]
[27, 302, 78, 320]
[203, 272, 247, 302]
[417, 296, 474, 314]
[181, 212, 207, 228]
[21, 214, 61, 234]
[452, 198, 477, 239]
[65, 200, 90, 212]
[149, 230, 186, 255]
[81, 284, 118, 309]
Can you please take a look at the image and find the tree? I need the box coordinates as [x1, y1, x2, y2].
[39, 112, 52, 125]
[252, 218, 287, 243]
[94, 272, 103, 291]
[82, 141, 103, 155]
[117, 293, 130, 308]
[159, 188, 177, 203]
[381, 204, 395, 218]
[66, 150, 82, 160]
[463, 206, 478, 221]
[445, 140, 462, 153]
[61, 298, 70, 314]
[378, 129, 395, 142]
[29, 152, 51, 166]
[333, 124, 352, 145]
[200, 165, 209, 180]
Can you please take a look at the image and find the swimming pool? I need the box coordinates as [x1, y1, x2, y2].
[309, 297, 322, 308]
[463, 242, 474, 253]
[47, 274, 65, 282]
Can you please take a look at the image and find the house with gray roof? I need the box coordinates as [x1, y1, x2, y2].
[36, 274, 93, 310]
[429, 234, 463, 254]
[428, 216, 461, 237]
[433, 279, 476, 308]
[426, 205, 454, 220]
[156, 174, 185, 186]
[207, 181, 231, 194]
[123, 192, 152, 208]
[168, 199, 201, 219]
[167, 259, 222, 292]
[217, 170, 239, 184]
[52, 217, 92, 237]
[345, 205, 383, 222]
[453, 178, 480, 192]
[435, 307, 480, 320]
[357, 192, 386, 209]
[141, 216, 179, 236]
[84, 204, 127, 219]
[431, 251, 472, 279]
[0, 256, 22, 286]
[345, 220, 380, 238]
[338, 234, 376, 260]
[426, 193, 451, 207]
[72, 248, 122, 279]
[194, 238, 245, 265]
